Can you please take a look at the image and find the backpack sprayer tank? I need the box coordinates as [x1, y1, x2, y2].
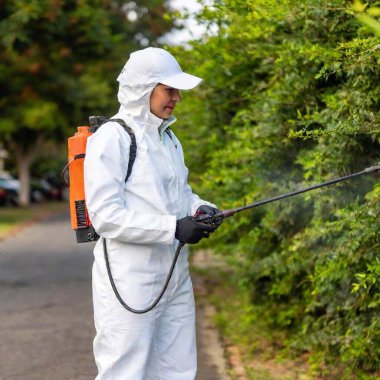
[62, 116, 136, 243]
[67, 126, 99, 243]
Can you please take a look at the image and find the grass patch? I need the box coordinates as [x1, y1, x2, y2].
[0, 201, 67, 240]
[0, 207, 34, 237]
[191, 259, 312, 380]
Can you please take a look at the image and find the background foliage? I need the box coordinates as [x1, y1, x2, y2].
[174, 0, 380, 377]
[0, 0, 174, 204]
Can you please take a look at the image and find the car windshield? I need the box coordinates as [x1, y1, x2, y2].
[0, 177, 19, 190]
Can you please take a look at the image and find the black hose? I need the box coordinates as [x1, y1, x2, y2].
[103, 239, 185, 314]
[61, 161, 70, 187]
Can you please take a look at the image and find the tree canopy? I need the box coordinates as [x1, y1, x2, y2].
[0, 0, 174, 204]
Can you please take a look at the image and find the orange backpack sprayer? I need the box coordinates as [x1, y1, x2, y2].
[66, 125, 98, 243]
[61, 116, 137, 243]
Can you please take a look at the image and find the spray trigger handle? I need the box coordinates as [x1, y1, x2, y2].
[193, 210, 234, 224]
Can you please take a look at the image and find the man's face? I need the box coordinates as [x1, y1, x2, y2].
[150, 84, 181, 119]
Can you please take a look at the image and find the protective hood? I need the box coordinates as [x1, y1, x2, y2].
[116, 47, 202, 131]
[117, 82, 162, 131]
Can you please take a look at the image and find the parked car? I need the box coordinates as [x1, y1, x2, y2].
[0, 172, 65, 206]
[30, 179, 60, 202]
[0, 175, 19, 206]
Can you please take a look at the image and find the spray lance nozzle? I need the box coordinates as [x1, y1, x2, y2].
[364, 163, 380, 173]
[194, 163, 380, 224]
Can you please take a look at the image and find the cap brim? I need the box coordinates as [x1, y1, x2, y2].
[161, 72, 202, 90]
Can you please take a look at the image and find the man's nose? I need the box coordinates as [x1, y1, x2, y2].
[173, 89, 181, 102]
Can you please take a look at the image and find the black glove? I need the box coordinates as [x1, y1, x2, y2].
[175, 216, 218, 244]
[195, 205, 223, 227]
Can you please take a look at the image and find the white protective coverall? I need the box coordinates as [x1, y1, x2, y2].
[84, 48, 215, 380]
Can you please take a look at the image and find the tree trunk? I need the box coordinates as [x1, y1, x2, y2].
[10, 137, 43, 207]
[17, 154, 32, 206]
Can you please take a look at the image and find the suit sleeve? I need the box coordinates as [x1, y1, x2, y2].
[84, 122, 177, 244]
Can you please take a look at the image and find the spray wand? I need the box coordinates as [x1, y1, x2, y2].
[195, 163, 380, 224]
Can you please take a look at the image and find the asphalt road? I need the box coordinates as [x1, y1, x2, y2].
[0, 211, 230, 380]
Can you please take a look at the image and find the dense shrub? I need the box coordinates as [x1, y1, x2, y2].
[173, 0, 380, 376]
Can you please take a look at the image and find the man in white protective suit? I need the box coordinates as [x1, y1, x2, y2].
[84, 47, 223, 380]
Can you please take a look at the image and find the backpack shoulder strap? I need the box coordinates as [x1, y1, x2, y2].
[89, 115, 109, 132]
[89, 115, 137, 183]
[108, 118, 137, 183]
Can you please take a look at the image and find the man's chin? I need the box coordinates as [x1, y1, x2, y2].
[163, 110, 174, 118]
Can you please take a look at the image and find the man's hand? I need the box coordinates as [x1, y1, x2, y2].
[194, 205, 223, 227]
[175, 216, 217, 244]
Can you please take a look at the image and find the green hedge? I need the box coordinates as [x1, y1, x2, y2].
[173, 0, 380, 377]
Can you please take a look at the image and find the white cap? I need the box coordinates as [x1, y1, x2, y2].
[117, 47, 202, 90]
